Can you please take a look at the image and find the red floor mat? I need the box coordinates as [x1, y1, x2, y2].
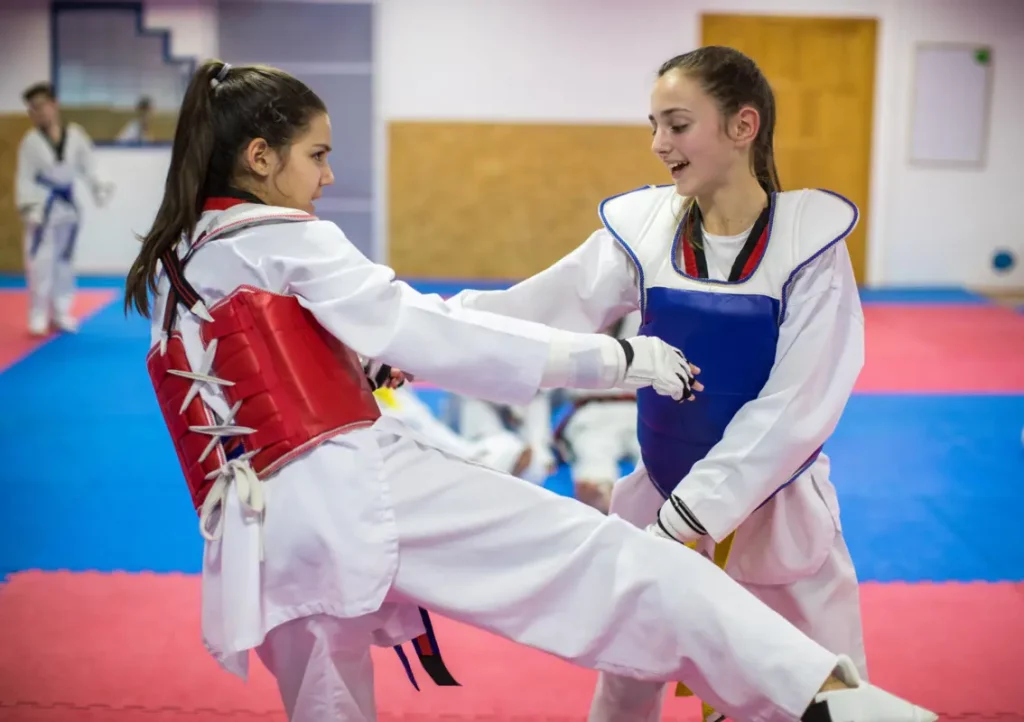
[0, 290, 116, 372]
[0, 572, 1021, 720]
[857, 305, 1024, 393]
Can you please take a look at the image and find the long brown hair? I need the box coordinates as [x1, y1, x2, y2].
[658, 46, 780, 247]
[123, 60, 326, 318]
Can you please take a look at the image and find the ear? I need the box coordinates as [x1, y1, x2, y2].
[242, 137, 274, 178]
[730, 106, 761, 148]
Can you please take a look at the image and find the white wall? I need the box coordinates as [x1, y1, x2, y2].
[0, 0, 218, 113]
[74, 150, 172, 273]
[3, 0, 1022, 286]
[877, 0, 1023, 289]
[145, 0, 219, 63]
[379, 0, 1024, 288]
[0, 0, 51, 114]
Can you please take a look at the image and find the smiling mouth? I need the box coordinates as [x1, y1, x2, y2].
[669, 161, 689, 175]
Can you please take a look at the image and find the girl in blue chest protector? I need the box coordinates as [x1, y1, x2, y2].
[449, 46, 870, 722]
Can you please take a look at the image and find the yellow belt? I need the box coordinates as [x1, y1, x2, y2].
[374, 387, 399, 409]
[675, 531, 737, 722]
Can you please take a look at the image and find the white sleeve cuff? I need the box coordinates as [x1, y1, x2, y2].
[540, 332, 624, 390]
[657, 494, 707, 544]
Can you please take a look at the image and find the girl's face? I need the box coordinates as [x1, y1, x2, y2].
[246, 112, 335, 213]
[649, 69, 758, 198]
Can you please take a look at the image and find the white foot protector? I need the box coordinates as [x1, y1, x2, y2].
[806, 655, 938, 722]
[28, 311, 49, 336]
[54, 314, 79, 333]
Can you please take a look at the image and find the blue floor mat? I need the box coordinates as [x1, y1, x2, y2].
[0, 274, 126, 289]
[826, 394, 1024, 581]
[0, 305, 198, 575]
[856, 286, 989, 304]
[1, 302, 1021, 582]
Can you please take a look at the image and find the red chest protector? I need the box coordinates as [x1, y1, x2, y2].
[145, 202, 381, 512]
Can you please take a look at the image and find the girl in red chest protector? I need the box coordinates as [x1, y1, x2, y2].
[124, 59, 934, 722]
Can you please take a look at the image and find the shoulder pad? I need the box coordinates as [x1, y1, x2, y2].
[793, 189, 858, 255]
[599, 184, 678, 249]
[195, 204, 316, 250]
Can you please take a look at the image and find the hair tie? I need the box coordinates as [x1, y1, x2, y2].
[210, 63, 232, 90]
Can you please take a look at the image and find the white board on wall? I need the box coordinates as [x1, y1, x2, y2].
[908, 43, 993, 167]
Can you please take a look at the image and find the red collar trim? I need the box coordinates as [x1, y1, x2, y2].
[203, 196, 254, 212]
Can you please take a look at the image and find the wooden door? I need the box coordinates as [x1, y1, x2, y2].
[702, 14, 877, 284]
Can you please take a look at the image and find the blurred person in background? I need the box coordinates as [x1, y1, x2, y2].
[116, 96, 155, 144]
[458, 391, 557, 482]
[16, 82, 113, 335]
[374, 383, 534, 477]
[554, 310, 642, 513]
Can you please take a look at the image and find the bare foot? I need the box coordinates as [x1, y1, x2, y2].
[511, 447, 533, 477]
[575, 480, 612, 514]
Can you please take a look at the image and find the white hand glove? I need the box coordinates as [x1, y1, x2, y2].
[618, 336, 700, 401]
[18, 204, 43, 228]
[364, 359, 412, 390]
[94, 182, 115, 207]
[363, 360, 393, 390]
[651, 494, 707, 544]
[645, 521, 677, 541]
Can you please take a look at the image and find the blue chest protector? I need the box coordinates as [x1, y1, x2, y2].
[638, 287, 783, 499]
[600, 186, 852, 502]
[633, 196, 822, 501]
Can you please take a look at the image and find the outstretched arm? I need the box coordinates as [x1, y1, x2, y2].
[15, 134, 45, 224]
[656, 242, 865, 544]
[256, 221, 691, 407]
[447, 229, 641, 333]
[70, 125, 113, 205]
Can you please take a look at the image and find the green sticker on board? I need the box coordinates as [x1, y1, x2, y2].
[975, 47, 991, 64]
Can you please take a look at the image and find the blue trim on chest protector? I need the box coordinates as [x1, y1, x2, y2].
[637, 285, 781, 498]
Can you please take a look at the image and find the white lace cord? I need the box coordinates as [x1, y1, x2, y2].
[198, 451, 267, 561]
[163, 331, 267, 559]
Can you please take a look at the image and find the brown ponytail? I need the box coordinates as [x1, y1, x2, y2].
[751, 98, 781, 196]
[124, 60, 223, 318]
[680, 197, 701, 250]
